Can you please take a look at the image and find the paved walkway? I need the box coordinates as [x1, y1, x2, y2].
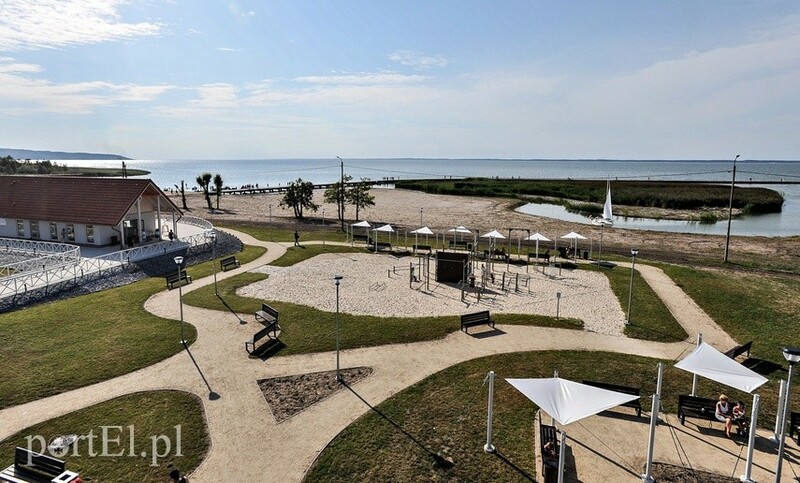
[0, 230, 759, 481]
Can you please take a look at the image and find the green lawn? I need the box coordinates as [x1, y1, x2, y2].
[217, 221, 349, 243]
[305, 350, 779, 482]
[182, 273, 582, 356]
[0, 391, 209, 482]
[0, 244, 266, 410]
[582, 263, 687, 342]
[269, 244, 366, 267]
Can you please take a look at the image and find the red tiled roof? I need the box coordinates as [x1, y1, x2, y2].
[0, 175, 181, 226]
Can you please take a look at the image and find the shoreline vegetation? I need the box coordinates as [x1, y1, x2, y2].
[1, 156, 148, 177]
[396, 178, 784, 222]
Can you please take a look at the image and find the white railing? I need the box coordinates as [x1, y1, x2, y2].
[180, 216, 214, 231]
[0, 237, 78, 255]
[0, 248, 81, 277]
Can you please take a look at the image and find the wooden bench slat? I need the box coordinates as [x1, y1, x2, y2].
[724, 341, 753, 359]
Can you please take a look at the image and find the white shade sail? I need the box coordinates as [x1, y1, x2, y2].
[351, 220, 371, 228]
[561, 232, 588, 240]
[410, 226, 434, 235]
[506, 377, 639, 426]
[480, 230, 506, 239]
[526, 232, 551, 242]
[373, 224, 395, 233]
[674, 342, 767, 393]
[447, 225, 472, 234]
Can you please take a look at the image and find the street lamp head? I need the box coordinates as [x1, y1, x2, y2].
[735, 154, 740, 161]
[556, 291, 561, 299]
[631, 248, 639, 257]
[207, 230, 216, 240]
[174, 256, 184, 265]
[334, 274, 343, 285]
[783, 346, 800, 365]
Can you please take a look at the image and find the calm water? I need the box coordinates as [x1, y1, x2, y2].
[57, 158, 800, 237]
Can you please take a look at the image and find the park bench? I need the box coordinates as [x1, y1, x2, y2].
[245, 322, 280, 355]
[581, 380, 642, 416]
[373, 241, 392, 251]
[528, 252, 551, 263]
[166, 271, 192, 289]
[789, 412, 800, 445]
[413, 244, 432, 252]
[0, 447, 80, 483]
[677, 395, 717, 425]
[448, 240, 471, 250]
[724, 341, 753, 360]
[220, 255, 240, 271]
[460, 310, 495, 333]
[539, 424, 559, 482]
[254, 303, 279, 326]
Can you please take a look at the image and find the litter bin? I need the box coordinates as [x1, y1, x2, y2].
[583, 250, 589, 260]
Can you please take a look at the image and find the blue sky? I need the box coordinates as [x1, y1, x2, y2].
[1, 1, 799, 160]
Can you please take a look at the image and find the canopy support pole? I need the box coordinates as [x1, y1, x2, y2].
[771, 380, 786, 444]
[691, 333, 703, 396]
[642, 362, 663, 482]
[557, 430, 567, 483]
[484, 371, 496, 453]
[740, 393, 760, 482]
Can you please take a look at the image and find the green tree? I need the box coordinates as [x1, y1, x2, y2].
[347, 178, 375, 221]
[196, 172, 213, 210]
[280, 178, 318, 219]
[323, 174, 352, 225]
[213, 174, 224, 209]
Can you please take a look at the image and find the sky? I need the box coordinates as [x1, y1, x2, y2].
[0, 1, 799, 160]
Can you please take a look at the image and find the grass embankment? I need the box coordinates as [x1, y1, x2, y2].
[217, 222, 349, 243]
[396, 178, 784, 215]
[0, 244, 265, 410]
[182, 247, 583, 356]
[0, 391, 208, 482]
[583, 263, 687, 342]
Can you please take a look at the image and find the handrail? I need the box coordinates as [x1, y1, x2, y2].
[0, 237, 77, 254]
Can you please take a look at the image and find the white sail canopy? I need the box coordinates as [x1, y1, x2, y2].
[351, 220, 371, 228]
[373, 224, 394, 233]
[675, 342, 767, 393]
[526, 232, 551, 242]
[506, 377, 639, 426]
[480, 230, 506, 239]
[410, 226, 434, 235]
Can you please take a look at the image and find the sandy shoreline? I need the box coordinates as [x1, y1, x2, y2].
[171, 188, 800, 268]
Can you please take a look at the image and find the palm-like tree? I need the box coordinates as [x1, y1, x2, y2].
[196, 173, 213, 210]
[213, 174, 224, 209]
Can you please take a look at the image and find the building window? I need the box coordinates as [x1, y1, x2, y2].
[50, 222, 58, 240]
[66, 224, 75, 242]
[16, 220, 24, 237]
[86, 225, 94, 243]
[30, 221, 39, 239]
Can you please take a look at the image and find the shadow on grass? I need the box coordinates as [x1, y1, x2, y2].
[625, 321, 688, 343]
[253, 339, 286, 360]
[492, 450, 535, 482]
[216, 293, 247, 324]
[341, 380, 454, 470]
[742, 358, 784, 377]
[184, 345, 220, 400]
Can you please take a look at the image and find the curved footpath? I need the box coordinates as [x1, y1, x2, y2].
[0, 229, 739, 481]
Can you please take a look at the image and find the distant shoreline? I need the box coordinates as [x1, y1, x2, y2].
[0, 148, 130, 161]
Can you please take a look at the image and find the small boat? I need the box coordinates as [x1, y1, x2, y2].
[592, 180, 614, 226]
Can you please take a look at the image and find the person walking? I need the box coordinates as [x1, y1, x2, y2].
[294, 230, 300, 246]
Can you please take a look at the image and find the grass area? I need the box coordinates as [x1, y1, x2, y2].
[182, 273, 582, 357]
[660, 265, 800, 367]
[582, 263, 688, 342]
[305, 350, 783, 482]
[0, 244, 265, 410]
[217, 221, 349, 243]
[0, 391, 208, 482]
[269, 244, 366, 267]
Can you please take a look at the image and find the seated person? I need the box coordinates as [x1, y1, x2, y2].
[732, 401, 749, 434]
[543, 441, 558, 464]
[544, 249, 550, 262]
[716, 394, 734, 438]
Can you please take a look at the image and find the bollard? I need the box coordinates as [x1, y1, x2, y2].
[515, 273, 519, 292]
[501, 272, 506, 290]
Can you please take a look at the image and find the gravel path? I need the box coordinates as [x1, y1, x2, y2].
[0, 227, 768, 482]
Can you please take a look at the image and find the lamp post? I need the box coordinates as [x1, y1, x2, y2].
[774, 346, 800, 482]
[174, 256, 186, 345]
[724, 154, 740, 263]
[420, 208, 423, 227]
[627, 248, 639, 325]
[206, 230, 217, 295]
[556, 291, 561, 320]
[334, 275, 343, 382]
[269, 205, 272, 223]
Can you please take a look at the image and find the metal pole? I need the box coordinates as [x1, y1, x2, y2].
[210, 232, 217, 295]
[691, 333, 703, 396]
[775, 362, 795, 483]
[420, 208, 423, 227]
[741, 394, 760, 483]
[724, 154, 740, 263]
[175, 256, 185, 345]
[642, 362, 664, 482]
[334, 275, 343, 381]
[484, 371, 496, 453]
[772, 380, 787, 443]
[338, 156, 345, 231]
[557, 430, 566, 483]
[556, 292, 561, 320]
[627, 249, 638, 325]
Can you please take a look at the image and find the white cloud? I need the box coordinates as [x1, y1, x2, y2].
[0, 0, 162, 51]
[294, 72, 427, 86]
[215, 47, 241, 52]
[388, 50, 448, 69]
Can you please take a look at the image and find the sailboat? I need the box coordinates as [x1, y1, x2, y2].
[592, 180, 614, 226]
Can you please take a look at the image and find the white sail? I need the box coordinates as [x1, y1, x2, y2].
[602, 180, 613, 222]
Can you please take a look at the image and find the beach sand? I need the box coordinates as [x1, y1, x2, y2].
[173, 188, 800, 267]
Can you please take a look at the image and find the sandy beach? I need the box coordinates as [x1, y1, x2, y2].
[173, 188, 800, 267]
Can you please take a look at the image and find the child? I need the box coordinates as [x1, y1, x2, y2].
[732, 401, 749, 434]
